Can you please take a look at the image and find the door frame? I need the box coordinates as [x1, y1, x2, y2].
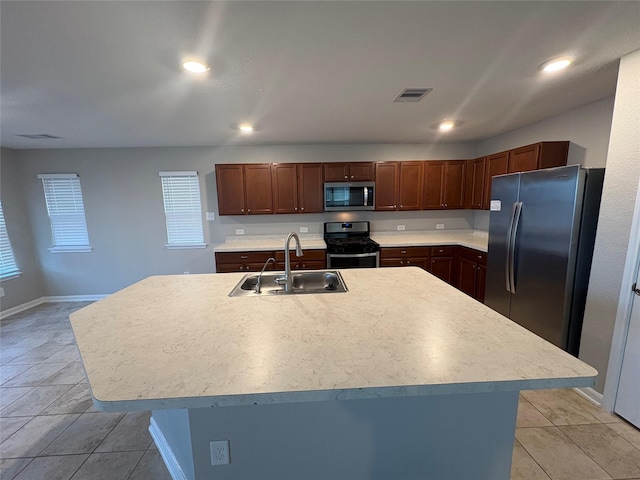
[602, 177, 640, 411]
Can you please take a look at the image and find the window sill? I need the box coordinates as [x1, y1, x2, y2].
[0, 271, 22, 281]
[48, 246, 93, 253]
[165, 243, 208, 250]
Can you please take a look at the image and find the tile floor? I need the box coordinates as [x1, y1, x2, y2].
[0, 302, 639, 480]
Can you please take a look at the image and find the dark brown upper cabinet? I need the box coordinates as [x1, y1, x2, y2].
[483, 152, 509, 209]
[423, 160, 466, 209]
[398, 161, 424, 210]
[271, 163, 299, 214]
[374, 162, 399, 211]
[297, 163, 324, 214]
[464, 157, 486, 210]
[215, 164, 273, 215]
[324, 162, 374, 182]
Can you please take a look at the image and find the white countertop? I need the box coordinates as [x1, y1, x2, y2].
[212, 230, 488, 253]
[70, 268, 596, 411]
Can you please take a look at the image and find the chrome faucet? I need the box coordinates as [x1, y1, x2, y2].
[255, 257, 276, 294]
[275, 232, 303, 293]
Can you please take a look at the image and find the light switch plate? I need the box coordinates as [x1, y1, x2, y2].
[206, 212, 215, 221]
[397, 225, 405, 231]
[436, 224, 445, 230]
[300, 227, 309, 233]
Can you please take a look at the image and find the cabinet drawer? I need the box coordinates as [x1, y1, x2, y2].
[275, 249, 326, 262]
[215, 251, 276, 264]
[459, 247, 487, 264]
[431, 246, 455, 257]
[380, 247, 430, 258]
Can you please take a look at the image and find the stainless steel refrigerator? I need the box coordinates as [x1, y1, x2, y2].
[485, 165, 605, 356]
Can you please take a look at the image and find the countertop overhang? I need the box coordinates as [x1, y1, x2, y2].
[70, 267, 596, 412]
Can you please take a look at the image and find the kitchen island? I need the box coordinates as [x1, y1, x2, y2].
[70, 267, 596, 480]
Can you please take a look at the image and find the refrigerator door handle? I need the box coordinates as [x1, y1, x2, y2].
[505, 202, 517, 293]
[509, 201, 523, 294]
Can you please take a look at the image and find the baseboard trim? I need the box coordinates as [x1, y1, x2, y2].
[149, 417, 188, 480]
[0, 297, 45, 320]
[574, 386, 603, 407]
[1, 294, 109, 320]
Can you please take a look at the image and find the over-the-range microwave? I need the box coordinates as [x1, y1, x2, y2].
[324, 182, 375, 211]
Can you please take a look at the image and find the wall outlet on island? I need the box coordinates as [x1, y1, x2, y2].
[397, 225, 405, 231]
[299, 226, 309, 233]
[235, 229, 245, 235]
[210, 440, 230, 465]
[436, 224, 445, 230]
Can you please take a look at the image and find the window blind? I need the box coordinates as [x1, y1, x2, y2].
[159, 171, 205, 248]
[0, 201, 20, 279]
[38, 174, 91, 251]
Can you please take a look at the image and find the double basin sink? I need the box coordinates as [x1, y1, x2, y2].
[229, 270, 348, 297]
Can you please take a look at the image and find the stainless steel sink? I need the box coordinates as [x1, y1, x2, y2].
[228, 270, 348, 297]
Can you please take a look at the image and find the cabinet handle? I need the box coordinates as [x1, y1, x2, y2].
[241, 208, 244, 213]
[444, 203, 448, 208]
[295, 207, 298, 211]
[301, 207, 305, 211]
[351, 175, 354, 179]
[394, 205, 397, 208]
[240, 255, 249, 259]
[248, 209, 251, 213]
[400, 204, 404, 208]
[478, 255, 483, 259]
[400, 260, 404, 265]
[344, 175, 348, 179]
[401, 250, 407, 254]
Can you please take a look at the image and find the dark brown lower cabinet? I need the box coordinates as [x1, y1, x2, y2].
[215, 251, 276, 273]
[457, 247, 487, 301]
[380, 247, 430, 270]
[275, 249, 326, 270]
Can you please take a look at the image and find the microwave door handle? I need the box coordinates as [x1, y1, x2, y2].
[363, 187, 369, 206]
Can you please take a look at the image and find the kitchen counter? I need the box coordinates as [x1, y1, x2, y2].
[69, 268, 595, 479]
[212, 229, 488, 252]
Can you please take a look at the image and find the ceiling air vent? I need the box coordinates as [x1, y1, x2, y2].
[15, 133, 61, 140]
[394, 88, 433, 103]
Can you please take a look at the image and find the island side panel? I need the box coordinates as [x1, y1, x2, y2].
[150, 409, 196, 480]
[181, 391, 519, 480]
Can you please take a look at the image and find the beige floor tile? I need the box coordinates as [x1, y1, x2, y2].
[0, 457, 32, 480]
[0, 385, 73, 417]
[567, 391, 624, 424]
[12, 454, 87, 480]
[0, 416, 33, 443]
[95, 411, 152, 452]
[517, 396, 553, 428]
[69, 451, 144, 480]
[0, 388, 32, 410]
[559, 423, 640, 479]
[41, 383, 93, 415]
[607, 421, 640, 450]
[515, 427, 611, 480]
[128, 449, 172, 480]
[521, 389, 601, 426]
[0, 414, 79, 458]
[1, 363, 69, 388]
[511, 440, 551, 480]
[41, 411, 125, 455]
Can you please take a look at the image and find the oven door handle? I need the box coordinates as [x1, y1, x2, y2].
[327, 252, 379, 258]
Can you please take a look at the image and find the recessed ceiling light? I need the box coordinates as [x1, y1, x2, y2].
[182, 59, 210, 73]
[239, 124, 254, 134]
[439, 121, 455, 132]
[540, 56, 574, 72]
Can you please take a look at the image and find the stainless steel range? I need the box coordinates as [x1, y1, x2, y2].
[324, 221, 380, 268]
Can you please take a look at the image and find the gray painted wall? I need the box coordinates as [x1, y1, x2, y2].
[0, 148, 44, 310]
[581, 49, 640, 393]
[14, 143, 476, 298]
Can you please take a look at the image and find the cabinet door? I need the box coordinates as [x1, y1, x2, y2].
[508, 144, 540, 173]
[458, 258, 478, 297]
[244, 164, 273, 214]
[297, 163, 324, 213]
[271, 164, 298, 214]
[398, 161, 424, 210]
[423, 161, 445, 209]
[430, 256, 454, 283]
[483, 152, 509, 209]
[443, 160, 466, 209]
[465, 158, 486, 209]
[374, 162, 399, 211]
[476, 264, 487, 303]
[349, 162, 375, 181]
[380, 258, 404, 267]
[404, 257, 429, 270]
[324, 163, 349, 181]
[215, 164, 246, 215]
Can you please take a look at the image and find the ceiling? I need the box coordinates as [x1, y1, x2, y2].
[1, 1, 639, 150]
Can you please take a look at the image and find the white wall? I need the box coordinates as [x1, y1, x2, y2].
[0, 148, 44, 310]
[16, 143, 476, 298]
[477, 96, 615, 168]
[581, 49, 640, 393]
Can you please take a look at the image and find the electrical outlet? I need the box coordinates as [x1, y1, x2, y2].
[210, 440, 230, 465]
[235, 229, 245, 235]
[299, 227, 309, 233]
[436, 224, 445, 230]
[0, 287, 4, 297]
[183, 272, 190, 275]
[206, 212, 215, 221]
[397, 225, 405, 231]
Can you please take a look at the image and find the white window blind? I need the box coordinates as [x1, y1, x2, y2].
[159, 171, 206, 249]
[0, 201, 21, 279]
[38, 174, 92, 252]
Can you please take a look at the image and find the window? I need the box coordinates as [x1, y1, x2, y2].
[159, 171, 206, 249]
[0, 201, 21, 279]
[38, 174, 91, 253]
